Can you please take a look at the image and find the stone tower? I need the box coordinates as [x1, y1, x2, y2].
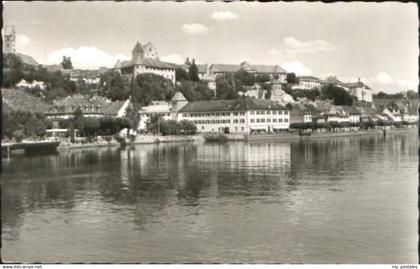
[3, 25, 16, 53]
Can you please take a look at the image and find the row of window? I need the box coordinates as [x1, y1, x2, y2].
[183, 112, 245, 118]
[250, 110, 288, 116]
[194, 119, 244, 124]
[250, 118, 289, 123]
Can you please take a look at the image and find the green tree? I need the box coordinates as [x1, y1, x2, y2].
[131, 73, 175, 105]
[99, 70, 129, 101]
[61, 56, 73, 69]
[286, 73, 299, 84]
[215, 75, 238, 100]
[234, 69, 255, 87]
[176, 80, 214, 101]
[320, 84, 353, 106]
[188, 58, 200, 82]
[175, 68, 190, 82]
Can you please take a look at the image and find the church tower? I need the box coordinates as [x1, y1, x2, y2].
[3, 25, 16, 53]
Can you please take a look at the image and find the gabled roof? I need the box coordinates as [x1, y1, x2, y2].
[102, 100, 127, 116]
[15, 53, 39, 66]
[324, 76, 343, 85]
[171, 91, 187, 102]
[132, 41, 143, 53]
[179, 98, 286, 113]
[2, 88, 49, 114]
[210, 64, 240, 73]
[251, 64, 286, 74]
[119, 58, 176, 70]
[341, 105, 361, 115]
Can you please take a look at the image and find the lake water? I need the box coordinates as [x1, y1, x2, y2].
[1, 134, 418, 263]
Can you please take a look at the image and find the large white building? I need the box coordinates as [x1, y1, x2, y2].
[292, 76, 322, 90]
[114, 41, 176, 84]
[323, 76, 373, 103]
[179, 98, 290, 134]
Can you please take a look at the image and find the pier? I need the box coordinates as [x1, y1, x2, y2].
[2, 140, 61, 155]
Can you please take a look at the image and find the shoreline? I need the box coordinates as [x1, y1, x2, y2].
[53, 127, 417, 151]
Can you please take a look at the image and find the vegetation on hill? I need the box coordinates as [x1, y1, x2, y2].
[2, 111, 52, 141]
[320, 84, 353, 106]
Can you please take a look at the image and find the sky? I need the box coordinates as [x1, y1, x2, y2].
[3, 1, 418, 93]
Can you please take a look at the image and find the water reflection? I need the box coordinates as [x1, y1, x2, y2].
[1, 134, 417, 263]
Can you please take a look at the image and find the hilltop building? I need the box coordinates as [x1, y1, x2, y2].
[114, 41, 176, 84]
[292, 76, 322, 90]
[323, 76, 373, 103]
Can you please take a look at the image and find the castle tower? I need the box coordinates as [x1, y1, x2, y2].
[3, 25, 16, 53]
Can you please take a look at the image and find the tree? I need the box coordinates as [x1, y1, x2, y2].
[99, 70, 129, 101]
[175, 68, 190, 82]
[255, 74, 271, 83]
[234, 69, 255, 87]
[286, 73, 299, 84]
[131, 73, 175, 106]
[61, 56, 73, 69]
[2, 53, 24, 88]
[215, 75, 238, 100]
[176, 80, 214, 101]
[178, 120, 197, 135]
[320, 84, 353, 106]
[188, 58, 200, 82]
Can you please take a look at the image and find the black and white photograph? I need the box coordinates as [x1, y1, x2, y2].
[1, 1, 418, 265]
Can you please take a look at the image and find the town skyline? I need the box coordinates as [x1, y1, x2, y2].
[3, 1, 418, 93]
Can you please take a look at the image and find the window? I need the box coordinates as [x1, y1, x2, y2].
[262, 119, 266, 122]
[201, 126, 204, 130]
[251, 119, 255, 123]
[273, 111, 277, 115]
[273, 119, 277, 123]
[267, 119, 271, 122]
[240, 112, 245, 116]
[285, 118, 289, 122]
[233, 112, 238, 116]
[267, 110, 271, 115]
[256, 111, 261, 115]
[233, 119, 238, 123]
[240, 119, 245, 123]
[241, 127, 244, 131]
[279, 119, 283, 122]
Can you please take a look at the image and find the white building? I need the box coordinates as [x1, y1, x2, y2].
[292, 76, 321, 90]
[16, 79, 46, 90]
[179, 98, 290, 134]
[115, 41, 176, 84]
[345, 79, 373, 103]
[138, 92, 189, 131]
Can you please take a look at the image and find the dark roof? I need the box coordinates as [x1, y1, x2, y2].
[323, 76, 343, 85]
[2, 88, 49, 114]
[102, 100, 127, 116]
[341, 106, 361, 115]
[210, 64, 240, 73]
[49, 94, 126, 115]
[179, 98, 286, 113]
[299, 76, 320, 82]
[344, 81, 371, 90]
[119, 58, 176, 70]
[15, 53, 39, 66]
[291, 103, 320, 115]
[251, 64, 286, 74]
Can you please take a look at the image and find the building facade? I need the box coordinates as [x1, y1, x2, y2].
[292, 76, 322, 90]
[179, 98, 289, 134]
[114, 41, 176, 84]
